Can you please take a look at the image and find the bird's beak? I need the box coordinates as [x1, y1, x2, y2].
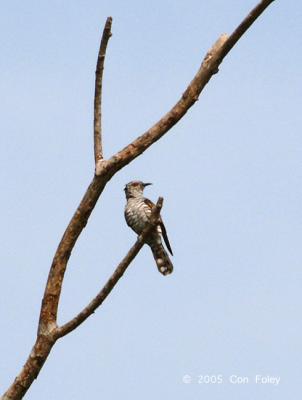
[143, 182, 152, 187]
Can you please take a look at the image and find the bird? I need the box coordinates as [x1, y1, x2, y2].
[124, 181, 173, 276]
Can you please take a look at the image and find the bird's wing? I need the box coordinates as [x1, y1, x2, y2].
[143, 198, 173, 256]
[143, 198, 155, 217]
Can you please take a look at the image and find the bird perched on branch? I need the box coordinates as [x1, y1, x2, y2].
[124, 181, 173, 276]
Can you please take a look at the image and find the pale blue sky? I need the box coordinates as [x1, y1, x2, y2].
[1, 1, 301, 399]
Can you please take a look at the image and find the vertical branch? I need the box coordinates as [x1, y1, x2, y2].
[37, 19, 113, 337]
[94, 16, 112, 164]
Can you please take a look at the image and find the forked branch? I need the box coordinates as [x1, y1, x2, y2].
[1, 2, 276, 399]
[55, 197, 163, 338]
[2, 197, 163, 400]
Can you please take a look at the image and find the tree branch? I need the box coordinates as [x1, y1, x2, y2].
[1, 198, 163, 400]
[36, 0, 277, 372]
[55, 197, 163, 339]
[1, 334, 56, 400]
[2, 1, 276, 399]
[94, 16, 112, 165]
[100, 0, 275, 176]
[37, 176, 107, 336]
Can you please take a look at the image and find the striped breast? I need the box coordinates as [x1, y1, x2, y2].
[125, 197, 152, 235]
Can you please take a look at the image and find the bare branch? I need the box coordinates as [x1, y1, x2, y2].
[222, 0, 275, 55]
[37, 176, 107, 336]
[1, 334, 55, 400]
[37, 0, 276, 342]
[94, 16, 112, 165]
[37, 19, 114, 337]
[101, 0, 275, 176]
[2, 2, 276, 399]
[2, 198, 163, 400]
[55, 197, 163, 339]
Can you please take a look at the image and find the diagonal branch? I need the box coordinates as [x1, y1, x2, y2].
[1, 198, 163, 400]
[2, 2, 276, 399]
[94, 16, 112, 164]
[37, 177, 107, 336]
[99, 0, 275, 176]
[55, 197, 163, 339]
[38, 0, 275, 338]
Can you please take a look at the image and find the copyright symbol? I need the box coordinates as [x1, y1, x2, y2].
[182, 374, 192, 384]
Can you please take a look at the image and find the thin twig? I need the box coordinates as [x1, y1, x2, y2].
[221, 0, 275, 55]
[94, 16, 112, 165]
[56, 197, 163, 339]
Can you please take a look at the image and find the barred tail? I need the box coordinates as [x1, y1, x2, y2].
[151, 244, 173, 276]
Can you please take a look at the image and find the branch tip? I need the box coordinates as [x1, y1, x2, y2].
[105, 0, 275, 174]
[93, 16, 113, 164]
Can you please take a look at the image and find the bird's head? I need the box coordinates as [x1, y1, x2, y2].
[124, 181, 152, 199]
